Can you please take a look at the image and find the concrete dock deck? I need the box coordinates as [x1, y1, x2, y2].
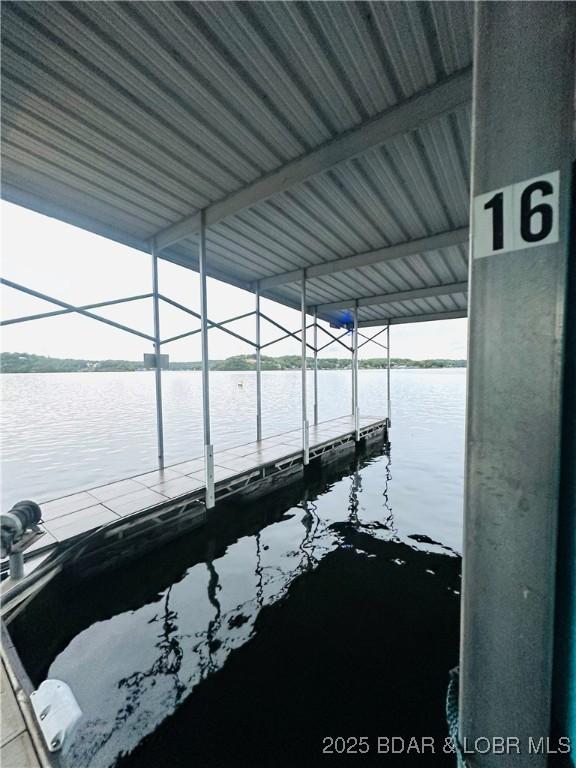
[5, 415, 387, 571]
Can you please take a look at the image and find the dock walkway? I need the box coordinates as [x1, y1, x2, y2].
[1, 661, 40, 768]
[0, 414, 386, 763]
[13, 415, 387, 567]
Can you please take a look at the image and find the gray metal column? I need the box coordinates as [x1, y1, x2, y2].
[199, 210, 215, 509]
[386, 324, 391, 429]
[351, 323, 356, 414]
[313, 307, 319, 426]
[459, 4, 575, 764]
[151, 244, 165, 469]
[255, 285, 262, 442]
[352, 302, 359, 441]
[8, 552, 24, 582]
[301, 273, 309, 465]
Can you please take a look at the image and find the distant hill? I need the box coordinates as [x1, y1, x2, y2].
[0, 352, 466, 374]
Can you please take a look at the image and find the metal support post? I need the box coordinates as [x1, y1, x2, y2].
[301, 273, 309, 465]
[199, 210, 215, 509]
[151, 244, 165, 469]
[256, 284, 262, 442]
[351, 327, 356, 414]
[459, 4, 575, 764]
[8, 552, 24, 582]
[386, 324, 391, 429]
[352, 302, 360, 441]
[313, 307, 319, 426]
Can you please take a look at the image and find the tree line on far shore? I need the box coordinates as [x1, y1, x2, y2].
[1, 352, 466, 374]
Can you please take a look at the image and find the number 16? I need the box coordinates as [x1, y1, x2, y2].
[475, 171, 560, 258]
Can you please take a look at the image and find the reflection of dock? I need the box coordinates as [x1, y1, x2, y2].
[5, 441, 392, 768]
[4, 415, 387, 579]
[2, 1, 572, 758]
[1, 418, 387, 767]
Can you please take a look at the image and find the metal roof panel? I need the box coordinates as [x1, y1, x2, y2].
[1, 0, 473, 324]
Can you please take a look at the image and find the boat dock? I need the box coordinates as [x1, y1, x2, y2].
[3, 415, 387, 579]
[1, 1, 575, 763]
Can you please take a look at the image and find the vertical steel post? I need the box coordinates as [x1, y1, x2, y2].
[301, 273, 309, 465]
[352, 301, 359, 441]
[313, 306, 319, 426]
[555, 172, 576, 747]
[199, 210, 215, 509]
[151, 243, 165, 469]
[256, 284, 262, 442]
[8, 552, 24, 581]
[459, 4, 575, 764]
[351, 324, 355, 414]
[386, 324, 391, 429]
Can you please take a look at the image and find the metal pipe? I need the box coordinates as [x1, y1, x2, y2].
[158, 294, 201, 320]
[160, 328, 203, 346]
[200, 321, 255, 349]
[160, 310, 256, 347]
[301, 273, 309, 465]
[313, 307, 318, 426]
[151, 244, 165, 469]
[351, 327, 356, 416]
[258, 324, 315, 351]
[357, 327, 389, 351]
[387, 324, 391, 429]
[258, 313, 316, 352]
[256, 284, 262, 442]
[8, 552, 24, 582]
[0, 278, 155, 342]
[317, 324, 354, 352]
[259, 333, 297, 350]
[353, 301, 359, 441]
[317, 331, 352, 354]
[357, 336, 388, 353]
[199, 210, 215, 509]
[1, 293, 153, 326]
[158, 296, 256, 347]
[159, 296, 255, 326]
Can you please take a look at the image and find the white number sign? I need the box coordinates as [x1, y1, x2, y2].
[473, 170, 560, 258]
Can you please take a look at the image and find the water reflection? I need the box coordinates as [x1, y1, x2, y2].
[205, 549, 223, 673]
[382, 452, 395, 531]
[297, 493, 321, 572]
[347, 466, 361, 527]
[119, 585, 187, 726]
[10, 443, 461, 768]
[255, 533, 264, 610]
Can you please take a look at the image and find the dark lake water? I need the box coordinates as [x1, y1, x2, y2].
[7, 369, 465, 767]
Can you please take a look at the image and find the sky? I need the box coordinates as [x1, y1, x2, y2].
[1, 201, 468, 362]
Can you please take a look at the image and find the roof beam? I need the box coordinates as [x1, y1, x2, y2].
[259, 227, 469, 290]
[153, 68, 472, 251]
[316, 281, 468, 312]
[356, 309, 467, 328]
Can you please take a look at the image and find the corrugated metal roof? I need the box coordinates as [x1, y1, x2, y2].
[1, 0, 473, 326]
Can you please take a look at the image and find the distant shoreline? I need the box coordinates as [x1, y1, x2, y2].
[1, 352, 466, 374]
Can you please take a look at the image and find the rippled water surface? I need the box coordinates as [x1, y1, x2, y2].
[2, 369, 465, 541]
[7, 369, 466, 767]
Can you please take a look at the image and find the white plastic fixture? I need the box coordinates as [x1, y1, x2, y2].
[30, 679, 82, 752]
